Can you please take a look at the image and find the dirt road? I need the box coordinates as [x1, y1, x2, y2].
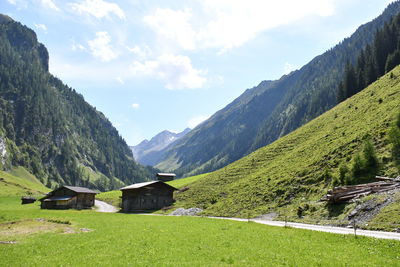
[95, 200, 118, 213]
[92, 202, 400, 241]
[207, 216, 400, 241]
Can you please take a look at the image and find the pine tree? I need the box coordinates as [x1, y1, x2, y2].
[362, 139, 379, 175]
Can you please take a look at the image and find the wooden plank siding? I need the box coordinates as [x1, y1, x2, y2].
[121, 181, 176, 212]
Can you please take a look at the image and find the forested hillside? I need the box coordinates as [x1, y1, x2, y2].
[0, 15, 155, 191]
[338, 12, 400, 102]
[155, 1, 400, 177]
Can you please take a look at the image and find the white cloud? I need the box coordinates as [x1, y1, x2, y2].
[34, 24, 47, 32]
[283, 62, 297, 74]
[128, 45, 152, 59]
[144, 0, 336, 52]
[187, 115, 210, 129]
[71, 42, 86, 51]
[7, 0, 17, 4]
[88, 31, 118, 62]
[40, 0, 60, 11]
[70, 0, 125, 20]
[131, 54, 207, 90]
[116, 77, 124, 84]
[131, 103, 140, 109]
[144, 8, 196, 50]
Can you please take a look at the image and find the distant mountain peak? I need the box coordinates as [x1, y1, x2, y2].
[130, 128, 191, 166]
[0, 14, 14, 24]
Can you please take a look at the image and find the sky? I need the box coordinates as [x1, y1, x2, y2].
[1, 0, 394, 145]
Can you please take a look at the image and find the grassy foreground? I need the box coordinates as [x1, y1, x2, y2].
[1, 197, 400, 266]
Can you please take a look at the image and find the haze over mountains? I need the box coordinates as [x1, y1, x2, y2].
[153, 1, 400, 177]
[130, 128, 190, 166]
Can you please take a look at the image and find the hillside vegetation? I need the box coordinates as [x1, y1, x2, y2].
[174, 66, 400, 222]
[0, 167, 48, 197]
[155, 1, 400, 177]
[0, 15, 156, 191]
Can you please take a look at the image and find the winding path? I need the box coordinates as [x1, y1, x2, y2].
[207, 217, 400, 241]
[95, 200, 118, 213]
[92, 202, 400, 241]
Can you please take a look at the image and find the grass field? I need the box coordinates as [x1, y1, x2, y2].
[0, 197, 399, 266]
[167, 173, 208, 188]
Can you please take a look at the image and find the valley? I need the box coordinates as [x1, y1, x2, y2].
[2, 1, 400, 266]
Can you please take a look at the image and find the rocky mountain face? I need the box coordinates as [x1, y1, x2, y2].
[131, 128, 191, 166]
[155, 1, 400, 177]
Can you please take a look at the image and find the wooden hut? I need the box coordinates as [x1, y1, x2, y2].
[40, 186, 97, 210]
[156, 173, 176, 182]
[121, 181, 177, 212]
[21, 196, 36, 204]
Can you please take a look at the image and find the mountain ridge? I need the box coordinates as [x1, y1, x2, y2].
[0, 16, 156, 190]
[155, 1, 400, 177]
[131, 128, 191, 166]
[174, 65, 400, 227]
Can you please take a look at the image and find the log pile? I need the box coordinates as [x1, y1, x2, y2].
[321, 176, 400, 203]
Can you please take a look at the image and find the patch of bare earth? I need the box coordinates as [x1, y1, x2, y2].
[0, 218, 92, 243]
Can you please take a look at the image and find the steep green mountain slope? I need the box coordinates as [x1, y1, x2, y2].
[156, 1, 400, 177]
[175, 66, 400, 223]
[0, 167, 49, 196]
[0, 15, 156, 191]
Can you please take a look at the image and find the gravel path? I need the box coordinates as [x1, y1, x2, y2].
[95, 200, 118, 213]
[91, 202, 400, 241]
[207, 216, 400, 241]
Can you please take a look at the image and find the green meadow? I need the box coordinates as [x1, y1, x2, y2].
[1, 197, 400, 266]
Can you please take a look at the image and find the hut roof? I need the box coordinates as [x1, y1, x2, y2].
[63, 186, 97, 194]
[156, 173, 176, 177]
[120, 181, 177, 191]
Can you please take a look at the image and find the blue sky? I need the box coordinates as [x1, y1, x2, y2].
[2, 0, 394, 145]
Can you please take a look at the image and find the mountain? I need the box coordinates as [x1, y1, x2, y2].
[0, 15, 156, 191]
[130, 128, 191, 166]
[155, 1, 400, 177]
[175, 65, 400, 226]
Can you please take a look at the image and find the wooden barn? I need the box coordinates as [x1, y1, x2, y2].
[40, 186, 97, 210]
[156, 173, 176, 182]
[121, 181, 177, 212]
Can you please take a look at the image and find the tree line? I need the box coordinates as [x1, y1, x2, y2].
[337, 13, 400, 102]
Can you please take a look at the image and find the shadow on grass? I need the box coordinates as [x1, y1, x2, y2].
[327, 203, 347, 217]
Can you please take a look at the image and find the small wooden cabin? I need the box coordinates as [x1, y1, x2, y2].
[21, 196, 36, 205]
[40, 186, 97, 210]
[121, 181, 177, 212]
[156, 173, 176, 182]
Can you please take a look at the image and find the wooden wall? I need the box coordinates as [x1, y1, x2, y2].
[122, 184, 174, 212]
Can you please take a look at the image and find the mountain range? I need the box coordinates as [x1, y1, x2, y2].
[130, 128, 190, 166]
[154, 1, 400, 177]
[176, 63, 400, 223]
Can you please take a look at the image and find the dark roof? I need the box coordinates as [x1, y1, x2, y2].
[62, 186, 97, 194]
[120, 181, 177, 191]
[156, 173, 176, 177]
